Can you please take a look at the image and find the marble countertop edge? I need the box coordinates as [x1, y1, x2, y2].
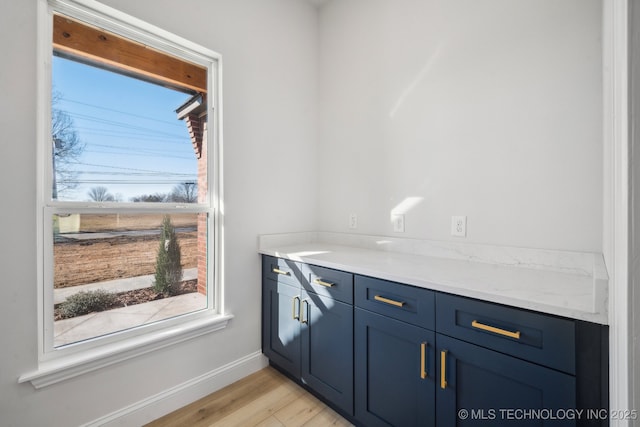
[257, 233, 609, 325]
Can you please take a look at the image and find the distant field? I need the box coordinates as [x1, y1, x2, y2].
[76, 213, 198, 233]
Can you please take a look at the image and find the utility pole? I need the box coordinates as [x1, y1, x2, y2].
[52, 137, 63, 200]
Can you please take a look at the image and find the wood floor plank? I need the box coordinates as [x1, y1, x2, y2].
[145, 368, 289, 427]
[301, 407, 354, 427]
[253, 416, 286, 427]
[273, 393, 326, 427]
[206, 381, 304, 427]
[145, 367, 353, 427]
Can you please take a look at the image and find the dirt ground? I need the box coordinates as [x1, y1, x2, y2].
[54, 230, 198, 288]
[53, 213, 202, 321]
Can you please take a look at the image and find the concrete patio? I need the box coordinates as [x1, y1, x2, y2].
[54, 268, 206, 347]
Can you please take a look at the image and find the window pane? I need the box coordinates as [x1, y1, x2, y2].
[51, 55, 206, 203]
[52, 212, 208, 347]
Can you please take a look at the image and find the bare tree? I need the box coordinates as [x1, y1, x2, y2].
[130, 193, 168, 202]
[88, 186, 115, 202]
[169, 182, 198, 203]
[52, 91, 85, 198]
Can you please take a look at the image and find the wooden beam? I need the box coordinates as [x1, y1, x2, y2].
[53, 14, 207, 93]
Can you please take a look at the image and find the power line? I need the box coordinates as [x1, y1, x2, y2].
[67, 160, 193, 175]
[58, 180, 195, 184]
[90, 143, 195, 155]
[59, 110, 187, 139]
[59, 97, 187, 128]
[84, 149, 195, 161]
[74, 128, 188, 143]
[71, 171, 195, 176]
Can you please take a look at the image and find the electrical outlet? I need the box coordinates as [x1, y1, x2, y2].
[392, 214, 405, 233]
[349, 213, 358, 229]
[451, 216, 466, 237]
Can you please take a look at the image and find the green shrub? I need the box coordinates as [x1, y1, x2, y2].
[58, 289, 116, 318]
[153, 215, 183, 296]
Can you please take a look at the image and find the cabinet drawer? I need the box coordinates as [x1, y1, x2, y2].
[301, 263, 353, 304]
[262, 255, 300, 287]
[355, 275, 435, 330]
[436, 293, 576, 374]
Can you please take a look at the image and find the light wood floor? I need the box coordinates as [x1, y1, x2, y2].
[144, 367, 354, 427]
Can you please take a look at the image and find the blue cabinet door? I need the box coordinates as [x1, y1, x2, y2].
[262, 278, 301, 378]
[301, 291, 354, 415]
[436, 333, 576, 427]
[355, 308, 436, 427]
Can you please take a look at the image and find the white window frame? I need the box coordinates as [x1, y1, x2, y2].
[20, 0, 229, 389]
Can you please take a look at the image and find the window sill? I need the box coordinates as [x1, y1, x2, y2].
[19, 313, 233, 389]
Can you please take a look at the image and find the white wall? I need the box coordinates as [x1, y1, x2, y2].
[630, 0, 640, 417]
[0, 0, 318, 425]
[0, 0, 612, 425]
[318, 0, 603, 252]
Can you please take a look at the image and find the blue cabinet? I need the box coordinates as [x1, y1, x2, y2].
[352, 276, 607, 427]
[354, 275, 435, 329]
[262, 277, 302, 377]
[436, 333, 576, 427]
[436, 293, 576, 374]
[262, 256, 354, 416]
[354, 275, 436, 426]
[435, 293, 607, 427]
[262, 257, 608, 427]
[301, 291, 353, 414]
[355, 308, 436, 427]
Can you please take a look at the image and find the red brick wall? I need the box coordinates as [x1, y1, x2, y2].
[197, 121, 208, 295]
[184, 111, 208, 296]
[186, 112, 203, 159]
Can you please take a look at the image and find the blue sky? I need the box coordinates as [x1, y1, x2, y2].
[52, 55, 197, 202]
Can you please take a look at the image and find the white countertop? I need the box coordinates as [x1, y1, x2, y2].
[258, 232, 609, 325]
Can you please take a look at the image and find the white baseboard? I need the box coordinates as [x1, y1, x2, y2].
[82, 351, 268, 427]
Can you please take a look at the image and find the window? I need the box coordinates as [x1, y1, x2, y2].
[23, 0, 226, 387]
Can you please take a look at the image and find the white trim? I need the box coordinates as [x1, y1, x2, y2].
[80, 352, 267, 427]
[603, 0, 630, 424]
[212, 54, 225, 315]
[37, 0, 54, 363]
[27, 0, 226, 385]
[20, 314, 233, 389]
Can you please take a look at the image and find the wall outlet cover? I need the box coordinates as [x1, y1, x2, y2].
[349, 213, 358, 229]
[392, 214, 405, 232]
[451, 215, 467, 237]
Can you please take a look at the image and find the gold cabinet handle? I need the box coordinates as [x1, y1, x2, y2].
[292, 296, 300, 320]
[471, 320, 521, 339]
[301, 300, 309, 324]
[374, 295, 405, 307]
[272, 268, 290, 276]
[420, 342, 428, 379]
[441, 350, 448, 389]
[313, 278, 335, 287]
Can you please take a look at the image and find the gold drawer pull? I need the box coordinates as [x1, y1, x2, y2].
[440, 350, 448, 389]
[374, 295, 405, 307]
[313, 278, 335, 287]
[292, 296, 300, 320]
[471, 320, 521, 339]
[420, 342, 428, 379]
[301, 300, 309, 324]
[272, 268, 290, 276]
